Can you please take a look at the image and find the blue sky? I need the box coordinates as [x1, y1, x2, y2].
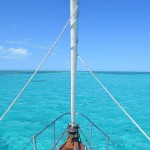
[0, 0, 150, 71]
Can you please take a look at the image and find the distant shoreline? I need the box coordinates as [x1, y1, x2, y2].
[0, 70, 150, 74]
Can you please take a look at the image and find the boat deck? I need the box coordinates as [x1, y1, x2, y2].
[59, 137, 86, 150]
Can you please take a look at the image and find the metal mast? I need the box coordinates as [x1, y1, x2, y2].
[70, 0, 78, 126]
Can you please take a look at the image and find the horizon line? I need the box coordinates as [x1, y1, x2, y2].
[0, 70, 150, 73]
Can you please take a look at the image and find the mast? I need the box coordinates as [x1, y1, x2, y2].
[70, 0, 78, 126]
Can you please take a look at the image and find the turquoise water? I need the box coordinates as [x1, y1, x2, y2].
[0, 71, 150, 149]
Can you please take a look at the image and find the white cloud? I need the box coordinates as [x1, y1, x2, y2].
[8, 48, 30, 56]
[0, 46, 3, 50]
[6, 40, 49, 50]
[0, 46, 6, 54]
[0, 46, 31, 60]
[6, 40, 30, 46]
[0, 56, 14, 59]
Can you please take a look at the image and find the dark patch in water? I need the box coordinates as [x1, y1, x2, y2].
[94, 71, 150, 75]
[0, 138, 9, 149]
[31, 80, 46, 83]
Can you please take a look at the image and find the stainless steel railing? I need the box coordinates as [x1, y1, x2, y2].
[22, 112, 118, 150]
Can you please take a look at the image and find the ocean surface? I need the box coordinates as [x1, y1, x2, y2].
[0, 71, 150, 150]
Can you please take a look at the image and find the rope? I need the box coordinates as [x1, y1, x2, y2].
[22, 138, 33, 150]
[0, 5, 78, 122]
[78, 54, 150, 141]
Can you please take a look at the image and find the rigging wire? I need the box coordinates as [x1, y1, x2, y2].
[22, 138, 32, 150]
[78, 53, 150, 142]
[0, 5, 78, 122]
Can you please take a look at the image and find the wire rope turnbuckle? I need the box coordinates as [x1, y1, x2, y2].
[68, 124, 81, 144]
[59, 124, 86, 150]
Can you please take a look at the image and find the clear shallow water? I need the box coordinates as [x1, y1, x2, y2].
[0, 71, 150, 149]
